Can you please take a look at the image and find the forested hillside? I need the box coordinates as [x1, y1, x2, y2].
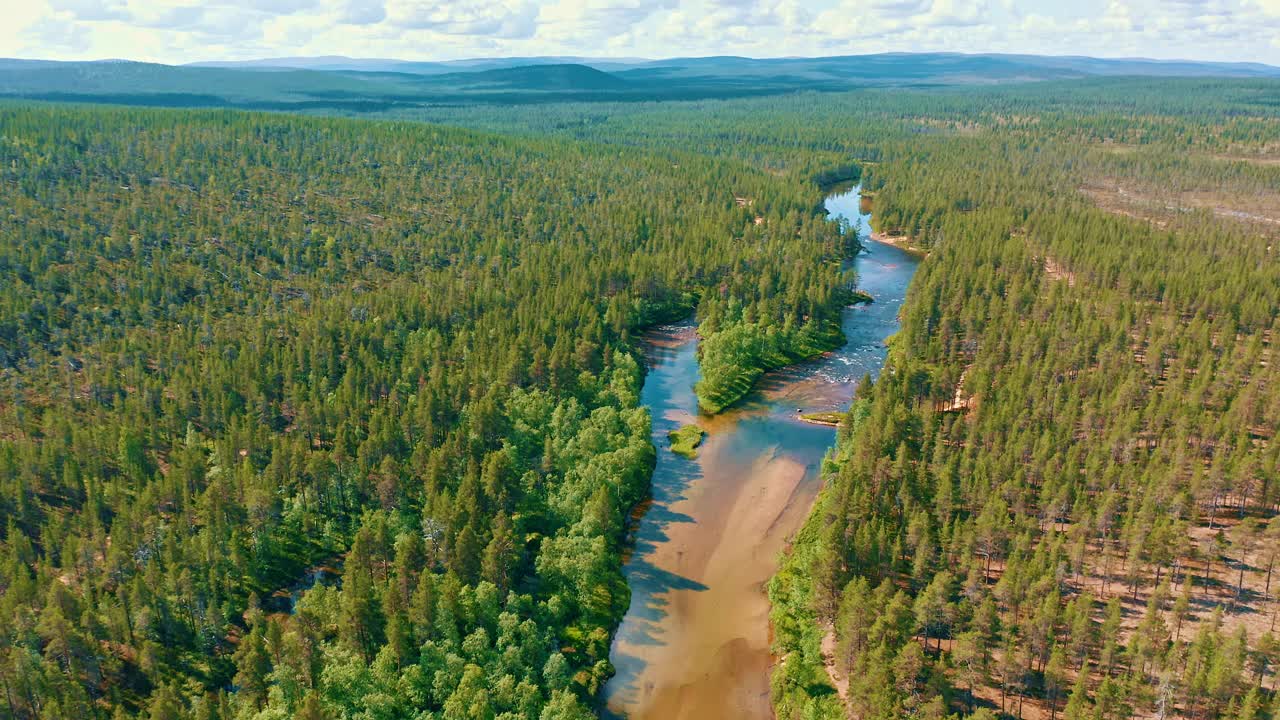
[3, 73, 1279, 720]
[0, 104, 847, 718]
[772, 126, 1280, 719]
[411, 78, 1280, 720]
[5, 54, 1275, 114]
[698, 83, 1279, 720]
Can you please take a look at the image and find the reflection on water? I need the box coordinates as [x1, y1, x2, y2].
[602, 186, 920, 720]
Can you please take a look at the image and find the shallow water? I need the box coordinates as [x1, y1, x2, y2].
[602, 185, 920, 720]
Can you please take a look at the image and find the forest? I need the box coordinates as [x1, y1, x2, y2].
[2, 74, 1279, 720]
[409, 77, 1280, 720]
[5, 54, 1275, 114]
[617, 82, 1279, 720]
[0, 104, 847, 718]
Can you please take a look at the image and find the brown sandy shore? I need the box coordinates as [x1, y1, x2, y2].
[604, 405, 825, 720]
[605, 185, 921, 720]
[870, 230, 929, 258]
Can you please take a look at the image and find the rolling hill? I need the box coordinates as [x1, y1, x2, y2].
[0, 52, 1276, 113]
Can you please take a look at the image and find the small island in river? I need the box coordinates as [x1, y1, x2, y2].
[798, 411, 845, 427]
[667, 424, 706, 458]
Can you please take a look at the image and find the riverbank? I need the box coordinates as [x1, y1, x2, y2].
[871, 230, 929, 258]
[694, 207, 869, 416]
[694, 283, 874, 415]
[694, 319, 845, 414]
[603, 184, 920, 720]
[766, 186, 921, 720]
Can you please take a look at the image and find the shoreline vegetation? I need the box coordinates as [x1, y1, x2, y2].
[693, 187, 867, 414]
[870, 230, 929, 258]
[858, 191, 928, 258]
[667, 424, 706, 458]
[797, 411, 844, 427]
[769, 397, 873, 719]
[0, 105, 864, 720]
[762, 85, 1280, 720]
[9, 75, 1275, 720]
[695, 318, 847, 415]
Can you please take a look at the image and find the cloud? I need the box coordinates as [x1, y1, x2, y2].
[47, 0, 129, 21]
[814, 0, 993, 41]
[243, 0, 322, 12]
[130, 5, 204, 30]
[337, 0, 386, 24]
[866, 0, 932, 17]
[386, 0, 538, 38]
[119, 3, 266, 43]
[2, 0, 1278, 66]
[921, 0, 987, 27]
[538, 0, 678, 43]
[25, 14, 94, 51]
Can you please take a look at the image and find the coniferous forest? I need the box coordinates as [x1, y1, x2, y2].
[0, 105, 846, 719]
[1, 72, 1279, 720]
[497, 81, 1279, 720]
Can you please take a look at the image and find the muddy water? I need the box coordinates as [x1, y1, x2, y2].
[602, 186, 920, 719]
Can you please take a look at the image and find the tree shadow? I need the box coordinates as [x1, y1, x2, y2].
[605, 452, 710, 712]
[615, 455, 708, 638]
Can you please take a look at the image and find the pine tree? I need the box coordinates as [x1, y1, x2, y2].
[232, 628, 272, 711]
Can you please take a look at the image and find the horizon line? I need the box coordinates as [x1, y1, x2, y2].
[1, 50, 1277, 71]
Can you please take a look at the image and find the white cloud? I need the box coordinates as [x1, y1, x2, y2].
[0, 0, 1276, 66]
[539, 0, 678, 44]
[386, 0, 538, 38]
[25, 15, 95, 51]
[47, 0, 129, 21]
[338, 0, 387, 25]
[867, 0, 932, 17]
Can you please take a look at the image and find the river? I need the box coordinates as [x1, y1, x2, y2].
[601, 185, 920, 719]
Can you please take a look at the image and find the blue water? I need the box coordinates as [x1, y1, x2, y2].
[602, 185, 921, 719]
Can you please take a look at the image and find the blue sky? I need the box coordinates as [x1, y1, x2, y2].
[5, 0, 1279, 66]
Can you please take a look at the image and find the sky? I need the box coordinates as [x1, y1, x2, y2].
[4, 0, 1279, 66]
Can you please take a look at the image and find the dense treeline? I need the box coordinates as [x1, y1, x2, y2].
[5, 76, 1279, 720]
[0, 104, 847, 718]
[410, 78, 1280, 720]
[405, 77, 1280, 184]
[766, 89, 1280, 720]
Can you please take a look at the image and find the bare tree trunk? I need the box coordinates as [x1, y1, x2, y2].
[1103, 540, 1111, 594]
[0, 667, 17, 720]
[1205, 554, 1213, 597]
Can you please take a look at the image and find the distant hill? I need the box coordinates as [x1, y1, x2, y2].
[1, 52, 1276, 112]
[431, 63, 630, 92]
[615, 53, 1280, 83]
[186, 52, 1280, 81]
[190, 56, 453, 75]
[187, 55, 653, 74]
[0, 60, 385, 100]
